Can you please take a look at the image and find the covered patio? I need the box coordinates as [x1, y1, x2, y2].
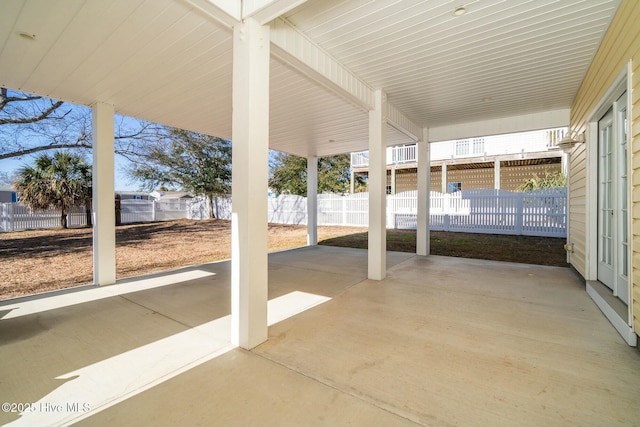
[1, 0, 626, 349]
[2, 246, 639, 426]
[2, 1, 640, 425]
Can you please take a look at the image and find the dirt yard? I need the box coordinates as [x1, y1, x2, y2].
[0, 219, 567, 300]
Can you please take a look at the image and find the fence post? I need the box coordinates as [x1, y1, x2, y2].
[8, 203, 14, 232]
[515, 192, 524, 235]
[342, 196, 347, 226]
[152, 200, 156, 222]
[444, 214, 450, 232]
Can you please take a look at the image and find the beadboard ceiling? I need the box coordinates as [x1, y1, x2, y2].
[0, 0, 621, 157]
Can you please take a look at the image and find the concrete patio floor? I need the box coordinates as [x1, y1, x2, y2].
[1, 246, 639, 426]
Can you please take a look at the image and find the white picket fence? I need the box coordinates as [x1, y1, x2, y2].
[0, 199, 196, 232]
[0, 203, 90, 231]
[0, 188, 567, 237]
[237, 188, 566, 237]
[393, 188, 567, 237]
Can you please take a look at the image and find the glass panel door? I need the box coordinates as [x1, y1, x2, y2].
[597, 91, 629, 305]
[598, 108, 615, 288]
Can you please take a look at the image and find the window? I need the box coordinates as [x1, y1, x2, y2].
[455, 140, 469, 156]
[472, 138, 485, 155]
[448, 182, 462, 193]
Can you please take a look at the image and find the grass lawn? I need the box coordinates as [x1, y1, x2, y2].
[320, 229, 567, 266]
[0, 219, 567, 300]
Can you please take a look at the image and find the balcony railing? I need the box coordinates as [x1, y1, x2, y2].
[351, 145, 418, 168]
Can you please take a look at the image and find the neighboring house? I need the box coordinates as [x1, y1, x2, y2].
[149, 191, 194, 200]
[351, 128, 566, 193]
[115, 191, 151, 201]
[0, 186, 17, 203]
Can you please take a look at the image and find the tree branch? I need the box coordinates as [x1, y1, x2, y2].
[0, 88, 43, 110]
[0, 143, 91, 160]
[0, 100, 66, 125]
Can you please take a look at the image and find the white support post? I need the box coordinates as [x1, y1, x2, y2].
[92, 102, 116, 286]
[390, 164, 396, 195]
[231, 18, 270, 350]
[307, 156, 318, 246]
[494, 159, 501, 189]
[561, 151, 569, 177]
[368, 89, 387, 280]
[417, 129, 430, 256]
[441, 162, 447, 193]
[350, 169, 355, 194]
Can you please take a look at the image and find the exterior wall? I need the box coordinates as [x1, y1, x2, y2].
[0, 191, 17, 203]
[569, 0, 640, 335]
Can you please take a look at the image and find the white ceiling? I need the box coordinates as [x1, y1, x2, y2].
[0, 0, 621, 157]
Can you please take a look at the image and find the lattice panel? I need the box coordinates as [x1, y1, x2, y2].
[446, 169, 494, 190]
[501, 163, 561, 191]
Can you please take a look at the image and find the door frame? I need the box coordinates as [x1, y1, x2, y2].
[585, 66, 633, 328]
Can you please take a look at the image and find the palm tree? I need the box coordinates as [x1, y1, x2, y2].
[14, 151, 92, 229]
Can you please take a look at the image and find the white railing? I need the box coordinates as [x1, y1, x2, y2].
[350, 151, 370, 168]
[351, 144, 418, 168]
[1, 188, 567, 237]
[391, 144, 417, 164]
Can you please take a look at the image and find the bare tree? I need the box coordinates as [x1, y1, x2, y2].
[0, 88, 160, 161]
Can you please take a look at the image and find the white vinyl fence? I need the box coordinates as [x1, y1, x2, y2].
[394, 188, 567, 237]
[262, 188, 566, 237]
[0, 203, 89, 231]
[1, 199, 198, 232]
[119, 199, 194, 223]
[1, 188, 567, 237]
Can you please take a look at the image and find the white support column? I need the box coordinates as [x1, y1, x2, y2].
[368, 89, 387, 280]
[441, 162, 448, 193]
[494, 159, 501, 189]
[92, 102, 116, 286]
[417, 129, 430, 256]
[561, 151, 569, 177]
[231, 18, 270, 350]
[350, 169, 355, 194]
[390, 164, 396, 195]
[307, 156, 318, 246]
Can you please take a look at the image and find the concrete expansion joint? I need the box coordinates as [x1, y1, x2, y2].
[118, 295, 195, 330]
[249, 350, 424, 426]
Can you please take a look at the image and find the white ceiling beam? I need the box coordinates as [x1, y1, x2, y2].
[182, 0, 240, 28]
[270, 18, 373, 111]
[387, 103, 421, 143]
[243, 0, 308, 25]
[427, 109, 570, 142]
[269, 17, 421, 141]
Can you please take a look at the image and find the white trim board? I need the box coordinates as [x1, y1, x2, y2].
[586, 281, 637, 346]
